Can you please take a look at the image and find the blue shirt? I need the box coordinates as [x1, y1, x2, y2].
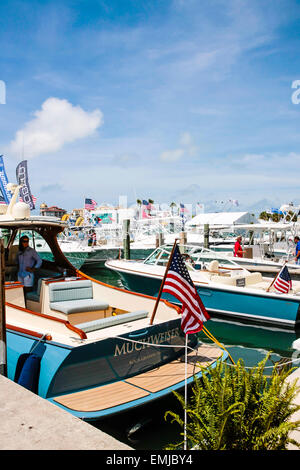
[296, 241, 300, 258]
[18, 246, 42, 279]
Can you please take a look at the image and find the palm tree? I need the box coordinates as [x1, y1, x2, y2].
[136, 199, 142, 219]
[148, 199, 154, 216]
[259, 211, 270, 221]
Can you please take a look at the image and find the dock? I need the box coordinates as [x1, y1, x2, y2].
[0, 367, 299, 450]
[0, 374, 132, 450]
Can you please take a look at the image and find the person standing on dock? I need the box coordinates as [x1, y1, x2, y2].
[233, 236, 244, 258]
[17, 235, 42, 292]
[294, 236, 300, 264]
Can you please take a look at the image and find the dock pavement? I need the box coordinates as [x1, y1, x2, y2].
[0, 374, 132, 450]
[0, 368, 299, 450]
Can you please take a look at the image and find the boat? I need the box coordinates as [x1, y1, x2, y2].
[2, 184, 227, 421]
[201, 222, 300, 275]
[105, 244, 300, 329]
[2, 228, 92, 271]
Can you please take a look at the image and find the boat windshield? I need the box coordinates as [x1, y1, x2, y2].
[12, 229, 55, 263]
[144, 244, 248, 271]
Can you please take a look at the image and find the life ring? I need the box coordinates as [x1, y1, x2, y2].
[75, 216, 84, 226]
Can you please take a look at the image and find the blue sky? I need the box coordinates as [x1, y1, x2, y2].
[1, 0, 300, 212]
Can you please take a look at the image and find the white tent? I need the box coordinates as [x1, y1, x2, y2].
[186, 211, 257, 227]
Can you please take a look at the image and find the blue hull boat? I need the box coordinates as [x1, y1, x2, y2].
[2, 186, 227, 420]
[105, 245, 300, 329]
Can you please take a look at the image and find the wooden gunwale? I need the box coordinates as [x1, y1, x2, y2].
[44, 276, 85, 285]
[5, 283, 23, 289]
[6, 323, 52, 340]
[5, 301, 87, 339]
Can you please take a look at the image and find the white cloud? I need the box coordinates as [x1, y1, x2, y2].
[160, 148, 185, 162]
[160, 131, 197, 162]
[9, 97, 103, 158]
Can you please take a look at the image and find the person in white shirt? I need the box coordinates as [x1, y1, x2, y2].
[18, 235, 42, 292]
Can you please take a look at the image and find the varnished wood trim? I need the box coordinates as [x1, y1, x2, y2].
[4, 282, 23, 289]
[45, 276, 85, 285]
[6, 323, 52, 341]
[5, 301, 87, 339]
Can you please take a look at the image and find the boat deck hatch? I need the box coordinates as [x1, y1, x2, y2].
[52, 344, 221, 413]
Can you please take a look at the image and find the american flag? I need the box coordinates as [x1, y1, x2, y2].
[85, 198, 97, 210]
[180, 203, 188, 213]
[273, 265, 292, 294]
[162, 244, 210, 334]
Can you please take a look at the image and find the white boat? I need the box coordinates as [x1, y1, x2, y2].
[105, 244, 300, 329]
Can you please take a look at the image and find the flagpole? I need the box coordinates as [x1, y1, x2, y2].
[184, 333, 188, 451]
[266, 261, 287, 292]
[149, 239, 179, 325]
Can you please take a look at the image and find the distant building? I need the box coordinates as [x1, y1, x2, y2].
[40, 203, 67, 218]
[72, 208, 85, 218]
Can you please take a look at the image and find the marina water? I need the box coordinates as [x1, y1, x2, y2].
[81, 263, 300, 450]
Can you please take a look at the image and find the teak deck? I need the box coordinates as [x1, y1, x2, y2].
[53, 344, 222, 413]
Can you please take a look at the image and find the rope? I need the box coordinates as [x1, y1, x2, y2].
[201, 325, 236, 365]
[29, 333, 49, 353]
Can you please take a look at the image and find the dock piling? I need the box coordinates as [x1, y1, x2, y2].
[123, 219, 131, 260]
[204, 224, 210, 249]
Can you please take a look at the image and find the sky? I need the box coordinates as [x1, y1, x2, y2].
[1, 0, 300, 213]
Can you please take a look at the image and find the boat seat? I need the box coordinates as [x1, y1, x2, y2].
[244, 272, 263, 285]
[5, 245, 19, 281]
[76, 310, 149, 333]
[210, 275, 237, 285]
[26, 269, 61, 303]
[26, 278, 44, 302]
[49, 280, 109, 314]
[207, 260, 219, 272]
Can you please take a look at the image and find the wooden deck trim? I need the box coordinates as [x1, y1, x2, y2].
[6, 323, 52, 341]
[53, 381, 150, 412]
[125, 344, 221, 393]
[5, 301, 87, 339]
[44, 276, 85, 285]
[5, 282, 23, 289]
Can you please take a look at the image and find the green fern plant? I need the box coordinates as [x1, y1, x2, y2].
[165, 354, 300, 450]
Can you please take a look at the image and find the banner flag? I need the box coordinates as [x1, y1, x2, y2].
[0, 155, 12, 204]
[16, 160, 35, 210]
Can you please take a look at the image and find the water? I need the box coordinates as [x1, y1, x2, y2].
[81, 263, 300, 450]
